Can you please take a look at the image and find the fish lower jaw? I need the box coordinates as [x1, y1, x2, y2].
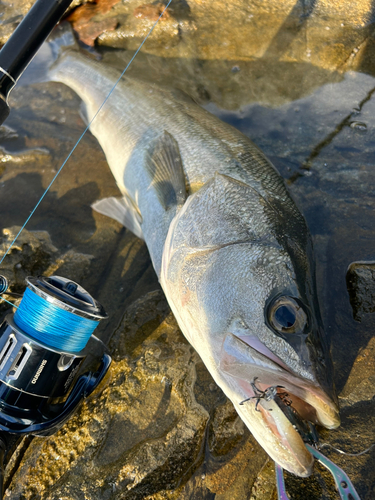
[236, 394, 314, 477]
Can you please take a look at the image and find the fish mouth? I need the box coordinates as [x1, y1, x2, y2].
[219, 333, 340, 477]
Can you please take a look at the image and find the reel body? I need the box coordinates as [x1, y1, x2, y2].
[0, 275, 111, 436]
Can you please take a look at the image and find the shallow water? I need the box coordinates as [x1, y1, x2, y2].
[1, 2, 375, 498]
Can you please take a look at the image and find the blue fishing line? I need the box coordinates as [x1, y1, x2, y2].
[0, 0, 173, 266]
[14, 287, 98, 352]
[0, 296, 18, 309]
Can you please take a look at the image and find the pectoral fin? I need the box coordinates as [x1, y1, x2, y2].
[79, 102, 89, 126]
[92, 196, 144, 240]
[145, 131, 187, 210]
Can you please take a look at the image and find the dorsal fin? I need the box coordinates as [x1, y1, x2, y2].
[144, 131, 187, 210]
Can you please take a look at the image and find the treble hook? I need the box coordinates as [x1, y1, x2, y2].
[239, 377, 285, 411]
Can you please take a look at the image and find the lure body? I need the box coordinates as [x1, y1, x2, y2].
[49, 44, 340, 477]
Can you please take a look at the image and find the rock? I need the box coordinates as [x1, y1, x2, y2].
[283, 462, 337, 500]
[340, 335, 375, 405]
[0, 1, 34, 46]
[0, 226, 94, 312]
[0, 225, 58, 297]
[1, 0, 374, 109]
[45, 249, 94, 282]
[208, 400, 244, 457]
[0, 1, 91, 46]
[133, 3, 171, 22]
[346, 261, 375, 321]
[203, 438, 266, 499]
[250, 459, 276, 500]
[0, 0, 375, 83]
[67, 0, 121, 47]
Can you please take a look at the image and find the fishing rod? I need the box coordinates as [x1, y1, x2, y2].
[0, 0, 75, 126]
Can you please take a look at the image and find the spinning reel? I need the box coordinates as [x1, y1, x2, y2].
[0, 275, 111, 496]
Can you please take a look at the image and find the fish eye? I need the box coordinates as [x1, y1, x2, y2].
[268, 296, 307, 335]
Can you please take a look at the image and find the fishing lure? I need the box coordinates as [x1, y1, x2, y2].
[240, 377, 319, 445]
[239, 376, 285, 410]
[240, 380, 362, 500]
[274, 389, 361, 499]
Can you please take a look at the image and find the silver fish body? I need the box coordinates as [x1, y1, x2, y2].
[49, 43, 340, 477]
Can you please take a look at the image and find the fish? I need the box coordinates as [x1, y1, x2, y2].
[45, 24, 340, 477]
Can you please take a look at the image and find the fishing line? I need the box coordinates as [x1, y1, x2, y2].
[320, 442, 375, 457]
[0, 0, 173, 271]
[0, 296, 18, 309]
[13, 286, 98, 351]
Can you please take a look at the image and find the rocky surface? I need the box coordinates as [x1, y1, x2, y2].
[0, 0, 374, 499]
[346, 261, 375, 321]
[1, 0, 375, 106]
[0, 225, 94, 301]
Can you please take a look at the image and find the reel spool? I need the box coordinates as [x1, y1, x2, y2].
[0, 275, 111, 436]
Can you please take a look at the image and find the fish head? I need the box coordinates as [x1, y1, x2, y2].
[161, 173, 340, 476]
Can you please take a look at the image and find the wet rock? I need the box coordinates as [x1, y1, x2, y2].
[0, 1, 91, 46]
[133, 3, 171, 22]
[0, 226, 94, 311]
[45, 248, 94, 282]
[250, 459, 276, 500]
[67, 0, 120, 47]
[203, 438, 265, 498]
[283, 461, 337, 500]
[208, 401, 244, 457]
[2, 0, 375, 109]
[0, 225, 58, 297]
[346, 261, 375, 321]
[340, 335, 375, 405]
[0, 146, 49, 167]
[74, 0, 375, 84]
[2, 0, 375, 84]
[0, 1, 34, 46]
